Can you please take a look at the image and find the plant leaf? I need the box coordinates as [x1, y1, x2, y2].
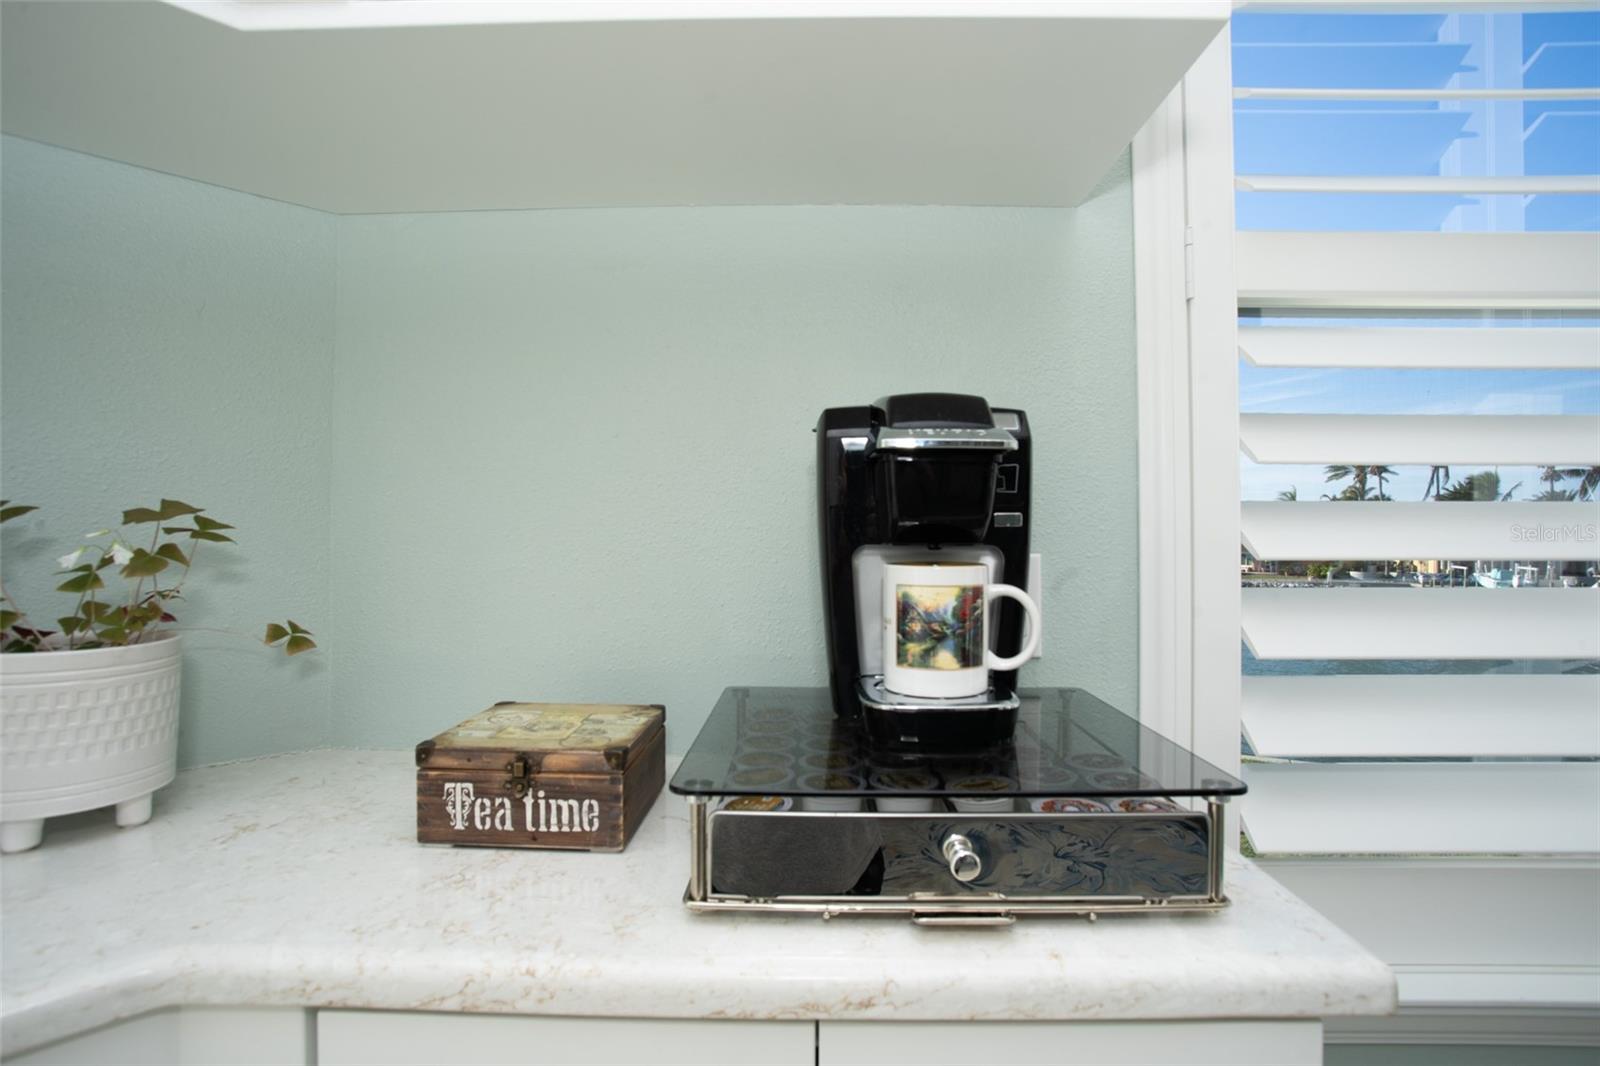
[161, 526, 196, 535]
[4, 639, 36, 653]
[80, 601, 111, 622]
[0, 503, 38, 523]
[194, 515, 235, 532]
[264, 623, 290, 645]
[156, 499, 203, 521]
[155, 543, 189, 566]
[284, 634, 316, 656]
[0, 609, 18, 630]
[120, 550, 169, 578]
[286, 620, 310, 635]
[57, 571, 106, 594]
[121, 507, 163, 525]
[57, 616, 83, 636]
[97, 626, 128, 645]
[188, 530, 235, 543]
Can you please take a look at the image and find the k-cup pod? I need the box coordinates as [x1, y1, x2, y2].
[742, 713, 797, 736]
[719, 794, 794, 813]
[729, 765, 791, 791]
[1066, 752, 1125, 771]
[731, 750, 794, 773]
[799, 716, 841, 736]
[746, 707, 798, 726]
[1028, 765, 1085, 792]
[868, 768, 940, 813]
[801, 749, 864, 775]
[1029, 796, 1112, 814]
[946, 774, 1017, 814]
[1109, 796, 1181, 813]
[736, 731, 793, 754]
[1090, 770, 1161, 791]
[940, 755, 1009, 778]
[797, 771, 865, 812]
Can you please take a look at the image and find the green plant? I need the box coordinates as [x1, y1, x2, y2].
[0, 499, 313, 655]
[1436, 471, 1519, 501]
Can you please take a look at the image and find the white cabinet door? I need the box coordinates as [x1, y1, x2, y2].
[315, 1011, 814, 1066]
[7, 1007, 311, 1066]
[819, 1020, 1323, 1066]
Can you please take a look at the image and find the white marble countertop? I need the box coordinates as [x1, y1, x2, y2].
[0, 750, 1394, 1055]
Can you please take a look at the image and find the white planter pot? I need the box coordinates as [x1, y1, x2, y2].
[0, 635, 181, 853]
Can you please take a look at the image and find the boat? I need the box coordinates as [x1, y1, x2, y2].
[1474, 565, 1541, 588]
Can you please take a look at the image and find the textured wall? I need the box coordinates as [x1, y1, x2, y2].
[1, 135, 1138, 763]
[0, 136, 335, 766]
[330, 160, 1139, 754]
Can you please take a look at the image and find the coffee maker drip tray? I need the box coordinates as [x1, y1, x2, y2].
[671, 687, 1245, 924]
[857, 676, 1019, 713]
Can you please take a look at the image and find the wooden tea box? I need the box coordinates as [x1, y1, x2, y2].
[415, 702, 665, 852]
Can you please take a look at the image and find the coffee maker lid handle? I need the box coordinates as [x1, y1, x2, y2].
[875, 427, 1018, 452]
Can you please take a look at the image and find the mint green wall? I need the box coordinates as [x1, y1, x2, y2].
[2, 135, 1139, 761]
[330, 161, 1139, 754]
[0, 136, 335, 766]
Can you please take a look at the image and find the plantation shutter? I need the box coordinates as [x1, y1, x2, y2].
[1238, 232, 1600, 855]
[1229, 8, 1600, 1006]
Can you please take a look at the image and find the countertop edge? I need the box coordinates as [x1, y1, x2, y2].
[2, 945, 1398, 1058]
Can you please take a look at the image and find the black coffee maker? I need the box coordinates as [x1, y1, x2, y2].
[816, 393, 1033, 751]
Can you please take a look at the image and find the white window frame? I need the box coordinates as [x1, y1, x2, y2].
[1132, 29, 1240, 803]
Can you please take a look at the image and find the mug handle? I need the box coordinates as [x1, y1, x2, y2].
[983, 584, 1041, 672]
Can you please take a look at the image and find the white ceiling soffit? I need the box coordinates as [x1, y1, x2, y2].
[0, 1, 1226, 214]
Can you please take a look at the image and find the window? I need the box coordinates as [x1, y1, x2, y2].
[1227, 8, 1599, 1014]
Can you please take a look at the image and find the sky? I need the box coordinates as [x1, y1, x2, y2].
[1231, 10, 1600, 504]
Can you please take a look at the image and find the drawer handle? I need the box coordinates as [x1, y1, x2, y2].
[941, 833, 982, 883]
[912, 912, 1016, 927]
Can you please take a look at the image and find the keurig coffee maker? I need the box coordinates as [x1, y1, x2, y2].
[817, 393, 1034, 751]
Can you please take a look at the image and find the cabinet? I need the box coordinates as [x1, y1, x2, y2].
[817, 1020, 1323, 1066]
[314, 1012, 812, 1066]
[5, 1007, 310, 1066]
[2, 1, 1227, 214]
[7, 1010, 1324, 1066]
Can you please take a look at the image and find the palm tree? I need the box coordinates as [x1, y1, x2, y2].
[1539, 465, 1585, 494]
[1423, 465, 1451, 500]
[1277, 487, 1298, 501]
[1324, 464, 1368, 500]
[1370, 465, 1395, 501]
[1324, 465, 1395, 501]
[1571, 467, 1600, 502]
[1438, 471, 1520, 502]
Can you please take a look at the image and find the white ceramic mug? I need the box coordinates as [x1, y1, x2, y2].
[881, 560, 1041, 699]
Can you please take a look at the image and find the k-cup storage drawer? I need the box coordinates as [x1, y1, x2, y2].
[706, 810, 1214, 904]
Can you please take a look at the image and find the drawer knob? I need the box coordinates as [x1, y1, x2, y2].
[941, 833, 982, 883]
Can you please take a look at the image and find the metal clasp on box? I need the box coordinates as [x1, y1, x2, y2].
[505, 757, 531, 797]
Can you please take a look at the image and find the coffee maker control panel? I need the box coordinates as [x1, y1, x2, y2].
[876, 426, 1018, 451]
